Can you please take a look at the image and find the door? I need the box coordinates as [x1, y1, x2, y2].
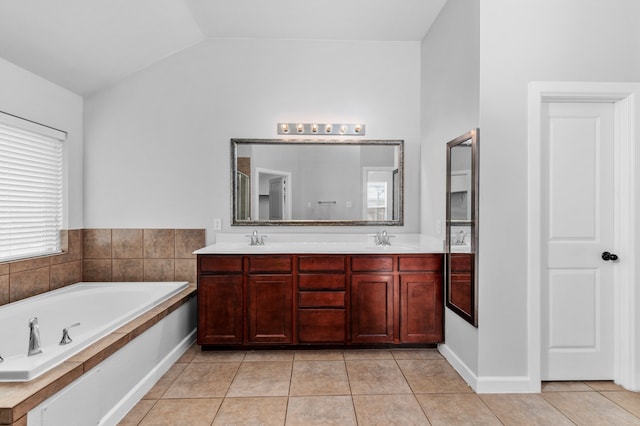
[248, 274, 293, 343]
[541, 102, 616, 380]
[269, 177, 285, 220]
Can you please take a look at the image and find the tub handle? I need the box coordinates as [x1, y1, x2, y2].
[60, 323, 81, 345]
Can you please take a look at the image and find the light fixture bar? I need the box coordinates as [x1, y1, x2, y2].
[277, 123, 365, 136]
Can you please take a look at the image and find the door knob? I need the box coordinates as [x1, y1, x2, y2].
[601, 251, 619, 261]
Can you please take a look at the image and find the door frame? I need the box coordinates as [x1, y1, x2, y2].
[528, 82, 639, 391]
[253, 167, 292, 221]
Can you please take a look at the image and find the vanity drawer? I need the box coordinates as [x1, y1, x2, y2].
[298, 309, 346, 343]
[199, 255, 243, 274]
[399, 255, 443, 272]
[248, 256, 292, 273]
[450, 253, 473, 272]
[299, 291, 345, 308]
[298, 256, 346, 273]
[351, 256, 394, 272]
[299, 274, 346, 290]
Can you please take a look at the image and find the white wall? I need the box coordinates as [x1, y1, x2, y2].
[478, 0, 640, 384]
[0, 57, 84, 229]
[84, 39, 421, 241]
[421, 0, 480, 375]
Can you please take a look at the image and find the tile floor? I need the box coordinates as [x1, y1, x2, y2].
[119, 346, 640, 425]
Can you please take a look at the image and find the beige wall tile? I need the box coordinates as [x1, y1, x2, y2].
[83, 229, 112, 259]
[175, 259, 196, 283]
[83, 259, 112, 281]
[0, 263, 8, 275]
[144, 229, 175, 259]
[144, 259, 175, 281]
[50, 261, 82, 290]
[175, 229, 205, 258]
[51, 229, 83, 265]
[112, 229, 143, 258]
[9, 256, 50, 273]
[0, 274, 8, 306]
[113, 259, 143, 282]
[10, 266, 50, 302]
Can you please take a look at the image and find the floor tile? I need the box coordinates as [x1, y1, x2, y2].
[244, 350, 296, 362]
[227, 361, 293, 397]
[343, 349, 394, 360]
[480, 394, 574, 425]
[346, 359, 412, 394]
[117, 400, 156, 425]
[601, 391, 640, 418]
[286, 396, 357, 425]
[143, 363, 187, 399]
[542, 391, 640, 425]
[417, 393, 502, 425]
[542, 381, 592, 392]
[391, 349, 443, 360]
[584, 380, 626, 391]
[353, 394, 429, 425]
[139, 398, 222, 426]
[213, 397, 287, 425]
[163, 362, 240, 398]
[175, 344, 198, 363]
[397, 359, 472, 393]
[290, 360, 350, 396]
[192, 350, 246, 363]
[294, 349, 345, 361]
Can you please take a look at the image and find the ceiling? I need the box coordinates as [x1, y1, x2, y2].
[0, 0, 446, 96]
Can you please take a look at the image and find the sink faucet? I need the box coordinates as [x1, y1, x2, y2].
[374, 230, 393, 246]
[246, 230, 267, 246]
[28, 317, 43, 356]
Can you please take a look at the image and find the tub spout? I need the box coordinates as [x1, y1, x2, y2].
[28, 317, 43, 356]
[60, 323, 80, 345]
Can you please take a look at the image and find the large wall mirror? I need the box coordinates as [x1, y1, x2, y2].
[446, 129, 479, 326]
[231, 139, 404, 226]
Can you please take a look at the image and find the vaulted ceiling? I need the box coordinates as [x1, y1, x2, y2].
[0, 0, 446, 96]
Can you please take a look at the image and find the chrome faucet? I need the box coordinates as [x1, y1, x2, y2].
[28, 317, 43, 356]
[374, 230, 393, 246]
[246, 230, 267, 246]
[60, 323, 81, 345]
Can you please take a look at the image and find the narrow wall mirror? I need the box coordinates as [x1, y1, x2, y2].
[231, 139, 404, 226]
[446, 129, 479, 326]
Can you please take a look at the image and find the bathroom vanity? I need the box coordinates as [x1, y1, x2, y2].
[195, 234, 443, 348]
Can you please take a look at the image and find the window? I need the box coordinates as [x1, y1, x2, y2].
[0, 112, 66, 262]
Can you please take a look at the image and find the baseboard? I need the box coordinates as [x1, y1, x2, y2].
[439, 344, 539, 394]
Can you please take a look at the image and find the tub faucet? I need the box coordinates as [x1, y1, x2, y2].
[60, 323, 81, 345]
[28, 317, 43, 356]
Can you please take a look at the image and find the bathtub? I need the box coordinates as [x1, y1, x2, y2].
[0, 281, 188, 382]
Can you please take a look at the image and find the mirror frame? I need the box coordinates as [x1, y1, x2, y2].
[445, 129, 479, 327]
[231, 138, 404, 226]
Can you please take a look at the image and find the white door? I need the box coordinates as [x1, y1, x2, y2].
[269, 177, 285, 220]
[541, 101, 616, 380]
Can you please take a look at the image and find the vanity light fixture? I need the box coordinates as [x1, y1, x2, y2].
[277, 123, 366, 136]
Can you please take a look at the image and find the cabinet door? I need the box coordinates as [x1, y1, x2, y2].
[248, 275, 293, 343]
[197, 275, 243, 344]
[399, 273, 443, 343]
[351, 274, 394, 343]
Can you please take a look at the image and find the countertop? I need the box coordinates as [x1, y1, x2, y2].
[193, 233, 445, 255]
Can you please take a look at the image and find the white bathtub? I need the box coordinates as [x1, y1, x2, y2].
[0, 281, 188, 382]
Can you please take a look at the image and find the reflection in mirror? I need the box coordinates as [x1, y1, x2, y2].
[446, 129, 479, 327]
[231, 139, 404, 226]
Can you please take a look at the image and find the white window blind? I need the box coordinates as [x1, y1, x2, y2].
[0, 112, 66, 262]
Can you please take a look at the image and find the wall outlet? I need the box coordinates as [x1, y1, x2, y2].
[213, 218, 222, 231]
[436, 220, 442, 235]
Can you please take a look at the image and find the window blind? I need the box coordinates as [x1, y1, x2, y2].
[0, 112, 66, 262]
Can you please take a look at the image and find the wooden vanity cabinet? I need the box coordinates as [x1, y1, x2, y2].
[197, 256, 244, 345]
[197, 252, 443, 347]
[297, 255, 347, 344]
[247, 256, 293, 344]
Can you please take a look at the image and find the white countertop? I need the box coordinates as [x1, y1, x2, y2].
[193, 233, 445, 255]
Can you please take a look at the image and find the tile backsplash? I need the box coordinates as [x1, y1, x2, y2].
[0, 228, 205, 307]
